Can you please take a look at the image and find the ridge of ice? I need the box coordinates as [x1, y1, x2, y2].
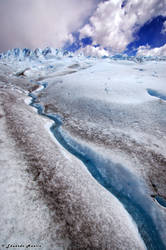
[1, 47, 166, 62]
[0, 47, 74, 62]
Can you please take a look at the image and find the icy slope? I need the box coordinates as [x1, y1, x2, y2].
[0, 91, 70, 250]
[0, 48, 166, 249]
[30, 57, 166, 249]
[0, 87, 146, 249]
[35, 56, 166, 191]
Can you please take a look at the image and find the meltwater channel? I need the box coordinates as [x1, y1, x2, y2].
[29, 83, 166, 250]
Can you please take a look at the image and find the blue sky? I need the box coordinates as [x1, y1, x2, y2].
[0, 0, 166, 56]
[126, 15, 166, 55]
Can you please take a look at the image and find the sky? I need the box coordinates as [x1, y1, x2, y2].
[0, 0, 166, 56]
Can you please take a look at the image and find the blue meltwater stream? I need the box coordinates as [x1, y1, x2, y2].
[29, 83, 166, 250]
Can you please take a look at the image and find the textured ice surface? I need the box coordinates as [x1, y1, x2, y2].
[0, 92, 69, 250]
[0, 50, 166, 249]
[30, 55, 166, 249]
[0, 89, 146, 249]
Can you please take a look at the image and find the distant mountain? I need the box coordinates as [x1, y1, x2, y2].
[0, 47, 166, 62]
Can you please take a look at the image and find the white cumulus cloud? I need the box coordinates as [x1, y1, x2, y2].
[80, 0, 166, 53]
[136, 44, 166, 56]
[77, 45, 109, 57]
[161, 20, 166, 34]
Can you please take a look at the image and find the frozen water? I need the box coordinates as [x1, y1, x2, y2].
[0, 49, 166, 249]
[147, 88, 166, 101]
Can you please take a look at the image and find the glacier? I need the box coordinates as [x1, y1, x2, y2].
[0, 47, 166, 250]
